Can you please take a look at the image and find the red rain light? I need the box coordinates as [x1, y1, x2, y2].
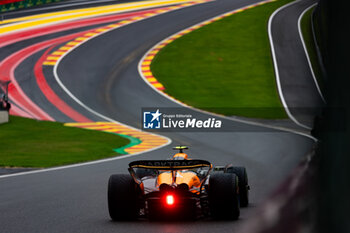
[166, 194, 175, 206]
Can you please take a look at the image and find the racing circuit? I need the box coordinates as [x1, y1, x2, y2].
[0, 0, 322, 232]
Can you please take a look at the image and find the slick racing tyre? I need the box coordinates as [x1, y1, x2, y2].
[208, 173, 240, 220]
[108, 174, 140, 220]
[225, 166, 249, 207]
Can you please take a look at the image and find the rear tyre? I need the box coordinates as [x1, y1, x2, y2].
[225, 166, 249, 207]
[208, 173, 240, 220]
[108, 174, 140, 220]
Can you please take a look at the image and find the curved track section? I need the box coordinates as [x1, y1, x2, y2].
[0, 0, 317, 232]
[269, 0, 324, 129]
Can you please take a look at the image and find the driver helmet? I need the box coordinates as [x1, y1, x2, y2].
[172, 153, 188, 160]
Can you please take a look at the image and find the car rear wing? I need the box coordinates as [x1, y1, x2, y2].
[129, 159, 212, 170]
[128, 159, 212, 185]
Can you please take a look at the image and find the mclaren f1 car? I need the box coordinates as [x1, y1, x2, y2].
[107, 146, 249, 220]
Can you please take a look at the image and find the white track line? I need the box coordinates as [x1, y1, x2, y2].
[137, 0, 317, 140]
[0, 147, 169, 179]
[297, 3, 326, 103]
[268, 0, 312, 130]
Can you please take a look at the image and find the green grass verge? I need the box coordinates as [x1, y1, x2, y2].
[0, 116, 130, 168]
[300, 5, 324, 91]
[151, 0, 295, 119]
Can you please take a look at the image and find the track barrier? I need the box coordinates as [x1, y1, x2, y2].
[0, 0, 63, 13]
[240, 148, 318, 233]
[0, 80, 10, 124]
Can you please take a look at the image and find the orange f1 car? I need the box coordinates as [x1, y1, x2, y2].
[108, 146, 249, 220]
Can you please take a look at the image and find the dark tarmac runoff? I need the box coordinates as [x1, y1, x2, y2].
[0, 0, 320, 232]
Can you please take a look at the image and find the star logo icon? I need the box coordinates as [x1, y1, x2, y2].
[143, 109, 162, 129]
[150, 109, 162, 122]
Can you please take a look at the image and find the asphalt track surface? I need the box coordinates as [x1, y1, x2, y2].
[0, 0, 319, 232]
[270, 0, 324, 128]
